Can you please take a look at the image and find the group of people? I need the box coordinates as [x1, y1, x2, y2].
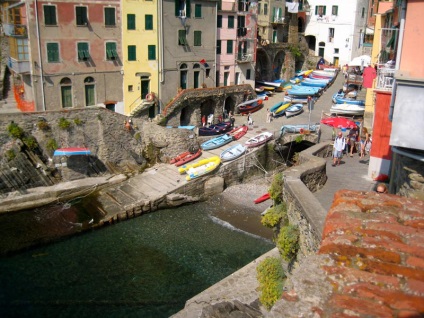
[332, 126, 372, 166]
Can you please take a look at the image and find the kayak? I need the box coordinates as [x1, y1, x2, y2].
[254, 193, 270, 204]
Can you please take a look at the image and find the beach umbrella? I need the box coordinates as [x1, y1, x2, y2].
[348, 55, 371, 67]
[320, 117, 357, 129]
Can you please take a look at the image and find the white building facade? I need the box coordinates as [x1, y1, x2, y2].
[304, 0, 369, 66]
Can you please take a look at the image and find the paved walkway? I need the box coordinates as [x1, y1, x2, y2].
[231, 72, 376, 212]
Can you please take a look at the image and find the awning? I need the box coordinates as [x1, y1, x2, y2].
[104, 100, 117, 105]
[386, 33, 396, 48]
[365, 27, 374, 35]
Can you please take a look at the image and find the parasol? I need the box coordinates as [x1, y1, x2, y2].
[348, 55, 371, 67]
[320, 117, 358, 129]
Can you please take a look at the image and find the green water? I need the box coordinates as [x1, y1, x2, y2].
[0, 202, 273, 317]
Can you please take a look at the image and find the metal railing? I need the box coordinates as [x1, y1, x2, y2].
[3, 23, 27, 37]
[375, 67, 395, 91]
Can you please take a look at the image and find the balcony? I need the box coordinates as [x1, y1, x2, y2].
[8, 57, 30, 74]
[236, 53, 252, 63]
[272, 17, 285, 24]
[237, 27, 248, 37]
[375, 67, 395, 91]
[3, 23, 27, 37]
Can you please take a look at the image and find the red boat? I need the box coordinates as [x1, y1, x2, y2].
[254, 193, 270, 204]
[237, 98, 264, 115]
[228, 125, 248, 140]
[171, 149, 202, 167]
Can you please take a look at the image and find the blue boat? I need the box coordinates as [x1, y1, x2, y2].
[300, 81, 327, 88]
[332, 93, 365, 106]
[220, 144, 247, 162]
[285, 104, 304, 117]
[201, 134, 233, 150]
[53, 147, 91, 156]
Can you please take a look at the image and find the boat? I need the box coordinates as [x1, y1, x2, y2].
[284, 96, 309, 104]
[311, 70, 335, 78]
[255, 86, 265, 93]
[273, 102, 291, 117]
[280, 124, 320, 136]
[53, 147, 91, 156]
[256, 80, 281, 88]
[254, 193, 270, 204]
[287, 86, 321, 97]
[332, 93, 365, 106]
[198, 122, 232, 136]
[257, 93, 269, 101]
[220, 144, 247, 162]
[171, 149, 202, 167]
[245, 131, 273, 148]
[269, 101, 284, 113]
[228, 125, 248, 140]
[179, 156, 221, 181]
[285, 104, 304, 117]
[300, 80, 327, 88]
[166, 125, 196, 130]
[330, 104, 365, 116]
[237, 98, 264, 114]
[262, 86, 275, 92]
[201, 134, 233, 151]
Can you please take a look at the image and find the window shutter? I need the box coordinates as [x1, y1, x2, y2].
[186, 0, 191, 17]
[127, 14, 135, 30]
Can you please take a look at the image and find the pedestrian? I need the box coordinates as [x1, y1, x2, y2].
[332, 131, 346, 166]
[229, 111, 235, 127]
[266, 109, 272, 123]
[360, 132, 372, 158]
[348, 126, 359, 157]
[201, 115, 206, 127]
[247, 112, 253, 126]
[376, 183, 388, 194]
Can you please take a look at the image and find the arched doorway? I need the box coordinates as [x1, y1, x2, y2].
[255, 49, 273, 81]
[60, 77, 73, 108]
[223, 96, 236, 119]
[84, 76, 96, 106]
[273, 51, 285, 80]
[180, 63, 188, 89]
[305, 35, 316, 52]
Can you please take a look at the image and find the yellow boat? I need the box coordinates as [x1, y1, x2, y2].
[178, 156, 221, 181]
[303, 69, 314, 76]
[274, 102, 291, 116]
[263, 86, 275, 91]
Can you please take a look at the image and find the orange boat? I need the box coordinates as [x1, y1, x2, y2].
[228, 125, 248, 140]
[171, 149, 202, 167]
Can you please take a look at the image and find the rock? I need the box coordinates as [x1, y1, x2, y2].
[204, 176, 224, 197]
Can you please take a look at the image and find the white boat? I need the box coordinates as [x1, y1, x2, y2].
[245, 132, 273, 148]
[220, 144, 247, 162]
[330, 104, 365, 116]
[285, 104, 304, 117]
[255, 80, 281, 88]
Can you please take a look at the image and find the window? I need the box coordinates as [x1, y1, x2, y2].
[315, 5, 326, 16]
[228, 16, 234, 28]
[334, 48, 339, 54]
[60, 78, 72, 108]
[106, 42, 118, 60]
[329, 28, 334, 42]
[84, 77, 95, 106]
[194, 31, 202, 46]
[44, 5, 57, 25]
[47, 43, 59, 62]
[246, 69, 251, 80]
[175, 0, 191, 17]
[14, 39, 29, 60]
[128, 45, 136, 61]
[148, 45, 156, 60]
[195, 4, 202, 18]
[264, 4, 268, 15]
[76, 6, 88, 26]
[193, 64, 200, 88]
[127, 14, 136, 30]
[77, 42, 90, 61]
[361, 7, 365, 18]
[258, 3, 261, 14]
[145, 14, 153, 30]
[180, 63, 188, 89]
[331, 6, 338, 16]
[178, 29, 187, 45]
[217, 15, 222, 28]
[227, 40, 233, 54]
[105, 7, 116, 26]
[128, 85, 134, 92]
[216, 40, 221, 54]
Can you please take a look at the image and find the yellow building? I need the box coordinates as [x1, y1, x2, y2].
[122, 0, 159, 117]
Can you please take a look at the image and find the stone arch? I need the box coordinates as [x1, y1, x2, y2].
[273, 50, 286, 80]
[180, 106, 192, 126]
[223, 96, 236, 117]
[255, 48, 273, 81]
[298, 17, 305, 33]
[305, 35, 316, 52]
[200, 99, 215, 120]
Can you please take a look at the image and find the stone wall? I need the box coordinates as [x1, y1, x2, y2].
[391, 151, 424, 200]
[282, 142, 329, 255]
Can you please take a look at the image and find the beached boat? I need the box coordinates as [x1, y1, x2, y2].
[179, 156, 221, 181]
[220, 144, 247, 162]
[245, 131, 273, 148]
[285, 104, 304, 117]
[255, 80, 281, 88]
[254, 193, 270, 204]
[257, 93, 269, 101]
[237, 98, 264, 114]
[53, 147, 91, 156]
[255, 86, 265, 93]
[287, 86, 321, 97]
[198, 122, 232, 136]
[269, 101, 285, 113]
[284, 96, 309, 104]
[262, 86, 275, 92]
[311, 70, 335, 78]
[332, 92, 365, 106]
[228, 125, 248, 140]
[273, 102, 291, 117]
[201, 134, 233, 151]
[300, 80, 327, 88]
[280, 124, 320, 136]
[171, 149, 202, 167]
[330, 104, 365, 116]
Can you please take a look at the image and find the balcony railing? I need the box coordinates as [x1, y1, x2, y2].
[272, 17, 285, 24]
[8, 57, 30, 74]
[236, 53, 252, 63]
[375, 67, 395, 91]
[3, 23, 27, 37]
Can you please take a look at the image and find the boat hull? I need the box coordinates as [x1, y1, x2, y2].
[201, 134, 233, 150]
[173, 149, 202, 167]
[198, 122, 232, 136]
[53, 147, 91, 156]
[228, 125, 248, 140]
[180, 156, 221, 181]
[285, 104, 304, 117]
[220, 144, 247, 162]
[245, 132, 273, 148]
[330, 104, 365, 116]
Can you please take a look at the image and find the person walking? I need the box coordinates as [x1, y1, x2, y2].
[247, 113, 253, 126]
[201, 115, 206, 127]
[266, 109, 272, 123]
[229, 111, 235, 127]
[332, 131, 346, 166]
[348, 126, 359, 157]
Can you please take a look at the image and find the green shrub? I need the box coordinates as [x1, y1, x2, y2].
[58, 118, 71, 130]
[46, 138, 58, 151]
[256, 257, 285, 310]
[269, 173, 284, 204]
[37, 120, 50, 131]
[276, 225, 299, 262]
[5, 149, 16, 161]
[261, 203, 287, 228]
[73, 117, 83, 125]
[295, 135, 304, 143]
[23, 136, 38, 150]
[7, 122, 24, 139]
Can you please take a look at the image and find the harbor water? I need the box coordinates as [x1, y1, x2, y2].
[0, 197, 273, 317]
